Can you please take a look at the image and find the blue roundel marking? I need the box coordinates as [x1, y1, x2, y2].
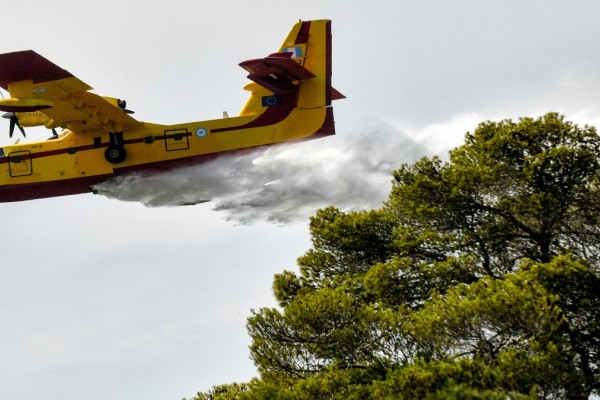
[195, 127, 208, 138]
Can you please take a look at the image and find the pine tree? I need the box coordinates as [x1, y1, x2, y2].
[193, 113, 600, 400]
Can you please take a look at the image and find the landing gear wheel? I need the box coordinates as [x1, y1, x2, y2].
[105, 145, 126, 164]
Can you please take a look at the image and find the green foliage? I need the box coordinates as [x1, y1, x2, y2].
[425, 384, 536, 400]
[388, 113, 600, 275]
[190, 382, 252, 400]
[295, 207, 397, 286]
[408, 266, 563, 361]
[249, 284, 380, 379]
[194, 114, 600, 400]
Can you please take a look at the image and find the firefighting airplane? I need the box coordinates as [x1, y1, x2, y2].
[0, 19, 343, 202]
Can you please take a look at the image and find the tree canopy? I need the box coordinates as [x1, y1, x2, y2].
[191, 113, 600, 400]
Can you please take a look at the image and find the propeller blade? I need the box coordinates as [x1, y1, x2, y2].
[9, 116, 15, 138]
[5, 112, 25, 138]
[17, 120, 25, 138]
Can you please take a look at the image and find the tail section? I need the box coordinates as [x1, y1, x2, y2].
[238, 20, 343, 118]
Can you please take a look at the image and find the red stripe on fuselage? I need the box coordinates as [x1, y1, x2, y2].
[211, 90, 297, 133]
[0, 132, 192, 165]
[0, 174, 110, 202]
[325, 20, 332, 106]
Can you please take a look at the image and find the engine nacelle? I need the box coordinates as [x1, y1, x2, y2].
[13, 111, 53, 127]
[0, 97, 53, 113]
[102, 97, 133, 114]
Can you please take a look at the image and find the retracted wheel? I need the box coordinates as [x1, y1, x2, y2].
[105, 131, 126, 163]
[105, 145, 126, 164]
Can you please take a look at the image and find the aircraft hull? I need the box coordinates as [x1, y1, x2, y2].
[0, 107, 335, 202]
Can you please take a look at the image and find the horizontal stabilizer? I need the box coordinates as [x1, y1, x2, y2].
[239, 52, 316, 94]
[330, 87, 346, 101]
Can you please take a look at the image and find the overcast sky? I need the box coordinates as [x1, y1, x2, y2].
[2, 2, 600, 399]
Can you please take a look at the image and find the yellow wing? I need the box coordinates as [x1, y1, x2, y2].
[0, 50, 141, 134]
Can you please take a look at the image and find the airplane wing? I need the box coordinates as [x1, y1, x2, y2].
[0, 50, 142, 134]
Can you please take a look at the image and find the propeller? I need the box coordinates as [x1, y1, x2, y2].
[2, 112, 26, 138]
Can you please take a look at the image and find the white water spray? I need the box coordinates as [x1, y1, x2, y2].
[94, 121, 427, 223]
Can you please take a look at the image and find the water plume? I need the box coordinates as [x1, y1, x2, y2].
[94, 121, 426, 223]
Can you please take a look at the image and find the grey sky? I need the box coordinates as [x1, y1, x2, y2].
[2, 2, 600, 399]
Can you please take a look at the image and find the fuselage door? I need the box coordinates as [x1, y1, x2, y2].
[164, 129, 190, 151]
[8, 150, 33, 177]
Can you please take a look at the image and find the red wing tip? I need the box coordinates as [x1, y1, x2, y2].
[0, 50, 72, 89]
